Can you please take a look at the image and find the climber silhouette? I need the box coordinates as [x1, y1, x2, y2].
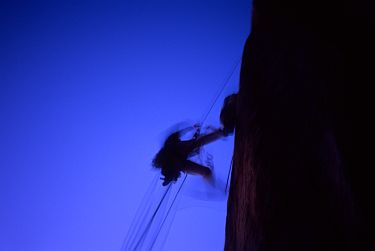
[153, 93, 238, 186]
[152, 125, 224, 186]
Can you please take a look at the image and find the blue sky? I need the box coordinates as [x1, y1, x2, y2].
[0, 1, 251, 250]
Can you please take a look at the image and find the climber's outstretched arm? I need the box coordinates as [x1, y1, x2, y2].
[193, 129, 224, 148]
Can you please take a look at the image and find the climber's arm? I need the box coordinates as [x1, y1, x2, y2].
[193, 128, 224, 148]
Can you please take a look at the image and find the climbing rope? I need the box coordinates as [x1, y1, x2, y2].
[200, 59, 241, 125]
[132, 184, 172, 250]
[149, 174, 188, 250]
[225, 157, 233, 194]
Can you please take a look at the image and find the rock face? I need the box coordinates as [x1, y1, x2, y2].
[225, 0, 373, 250]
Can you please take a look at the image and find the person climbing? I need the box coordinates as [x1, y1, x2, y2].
[152, 125, 224, 186]
[153, 93, 238, 186]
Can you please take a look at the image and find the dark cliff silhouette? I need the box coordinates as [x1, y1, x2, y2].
[225, 0, 373, 250]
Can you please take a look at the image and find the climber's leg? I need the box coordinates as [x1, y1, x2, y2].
[182, 160, 212, 178]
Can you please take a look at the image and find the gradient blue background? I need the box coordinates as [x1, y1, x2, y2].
[0, 1, 251, 250]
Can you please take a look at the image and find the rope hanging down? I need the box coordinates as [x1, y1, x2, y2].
[149, 174, 188, 250]
[133, 184, 172, 250]
[121, 174, 171, 251]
